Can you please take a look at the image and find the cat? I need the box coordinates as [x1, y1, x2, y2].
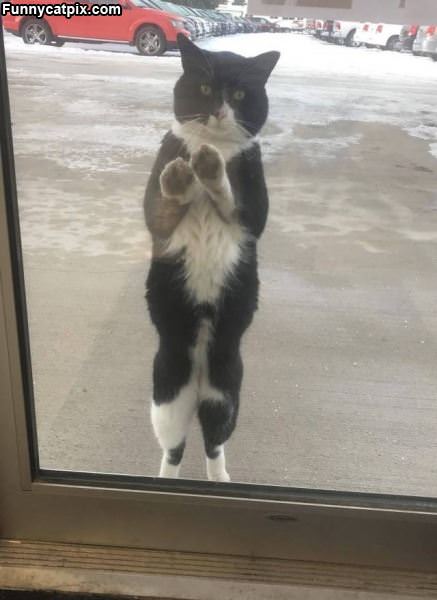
[144, 33, 279, 482]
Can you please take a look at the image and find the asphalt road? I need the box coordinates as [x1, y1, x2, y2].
[4, 32, 437, 496]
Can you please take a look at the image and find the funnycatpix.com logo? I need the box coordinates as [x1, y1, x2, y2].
[1, 2, 122, 18]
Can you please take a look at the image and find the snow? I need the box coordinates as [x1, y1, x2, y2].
[4, 30, 437, 255]
[5, 30, 437, 80]
[200, 32, 437, 81]
[4, 31, 437, 161]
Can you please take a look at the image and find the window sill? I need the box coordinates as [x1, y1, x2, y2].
[0, 539, 435, 600]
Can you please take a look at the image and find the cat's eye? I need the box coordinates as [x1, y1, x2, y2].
[200, 84, 212, 96]
[233, 90, 245, 101]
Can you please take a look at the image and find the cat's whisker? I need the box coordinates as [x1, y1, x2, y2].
[235, 120, 256, 136]
[179, 114, 208, 121]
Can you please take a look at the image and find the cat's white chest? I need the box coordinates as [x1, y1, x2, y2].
[165, 193, 244, 305]
[172, 120, 255, 163]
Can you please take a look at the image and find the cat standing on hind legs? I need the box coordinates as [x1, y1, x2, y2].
[144, 34, 279, 481]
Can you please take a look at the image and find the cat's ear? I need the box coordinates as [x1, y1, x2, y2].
[177, 34, 212, 78]
[245, 51, 280, 86]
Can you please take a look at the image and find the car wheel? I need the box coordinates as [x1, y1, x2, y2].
[385, 35, 399, 51]
[432, 55, 437, 62]
[412, 50, 421, 56]
[22, 19, 52, 45]
[135, 25, 166, 56]
[345, 30, 356, 47]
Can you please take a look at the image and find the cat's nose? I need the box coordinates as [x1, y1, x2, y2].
[213, 107, 227, 121]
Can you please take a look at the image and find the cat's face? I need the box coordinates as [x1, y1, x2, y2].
[174, 35, 280, 139]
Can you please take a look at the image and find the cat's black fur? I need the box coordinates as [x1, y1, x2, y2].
[173, 36, 277, 135]
[144, 35, 279, 479]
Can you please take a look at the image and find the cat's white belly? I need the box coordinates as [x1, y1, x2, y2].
[165, 192, 244, 305]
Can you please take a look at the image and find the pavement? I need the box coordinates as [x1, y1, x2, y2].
[4, 32, 437, 495]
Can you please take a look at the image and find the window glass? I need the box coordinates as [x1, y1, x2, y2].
[3, 2, 437, 496]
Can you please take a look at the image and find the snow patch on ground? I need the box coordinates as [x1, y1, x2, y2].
[5, 30, 437, 165]
[200, 33, 437, 81]
[3, 31, 437, 254]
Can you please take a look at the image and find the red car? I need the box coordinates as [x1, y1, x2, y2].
[3, 0, 190, 55]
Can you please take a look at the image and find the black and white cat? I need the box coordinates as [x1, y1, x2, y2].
[144, 34, 279, 481]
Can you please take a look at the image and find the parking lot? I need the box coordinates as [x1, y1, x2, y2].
[4, 30, 437, 495]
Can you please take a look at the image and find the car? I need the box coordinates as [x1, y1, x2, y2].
[320, 19, 334, 42]
[213, 10, 229, 35]
[313, 19, 324, 38]
[398, 24, 419, 52]
[421, 24, 437, 61]
[332, 20, 361, 46]
[141, 0, 198, 40]
[190, 8, 212, 36]
[412, 25, 428, 56]
[206, 11, 222, 36]
[2, 0, 190, 55]
[230, 16, 244, 34]
[353, 22, 375, 46]
[168, 3, 204, 38]
[246, 17, 263, 33]
[183, 7, 206, 38]
[305, 19, 316, 33]
[290, 18, 306, 33]
[276, 19, 297, 33]
[250, 16, 274, 32]
[368, 22, 402, 51]
[222, 13, 238, 35]
[215, 11, 233, 35]
[240, 17, 257, 33]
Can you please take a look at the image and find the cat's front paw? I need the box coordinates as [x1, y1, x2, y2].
[191, 144, 225, 188]
[160, 157, 194, 203]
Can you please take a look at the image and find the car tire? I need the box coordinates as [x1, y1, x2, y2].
[21, 19, 53, 45]
[432, 55, 437, 62]
[345, 29, 356, 47]
[412, 50, 421, 56]
[135, 25, 166, 56]
[385, 35, 399, 51]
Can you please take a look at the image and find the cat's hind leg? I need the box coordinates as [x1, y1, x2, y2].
[198, 348, 243, 482]
[151, 348, 197, 478]
[198, 400, 235, 482]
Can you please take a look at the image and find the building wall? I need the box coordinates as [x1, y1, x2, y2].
[247, 0, 437, 24]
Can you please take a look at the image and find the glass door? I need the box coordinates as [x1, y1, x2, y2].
[1, 2, 437, 573]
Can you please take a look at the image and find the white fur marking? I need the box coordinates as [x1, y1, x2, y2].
[151, 380, 197, 453]
[165, 185, 245, 305]
[207, 445, 230, 482]
[168, 111, 253, 304]
[152, 318, 226, 478]
[194, 319, 225, 402]
[154, 110, 251, 477]
[159, 456, 182, 478]
[172, 110, 255, 163]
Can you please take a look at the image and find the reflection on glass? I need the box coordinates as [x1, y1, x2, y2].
[3, 6, 437, 494]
